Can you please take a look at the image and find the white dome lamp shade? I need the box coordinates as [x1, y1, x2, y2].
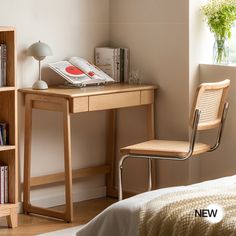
[27, 41, 52, 90]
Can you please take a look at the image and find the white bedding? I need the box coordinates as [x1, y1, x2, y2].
[76, 175, 236, 236]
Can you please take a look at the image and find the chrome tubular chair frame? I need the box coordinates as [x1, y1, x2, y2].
[118, 102, 229, 201]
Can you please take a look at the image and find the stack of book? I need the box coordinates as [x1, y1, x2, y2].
[0, 165, 8, 203]
[0, 43, 7, 87]
[95, 47, 129, 83]
[0, 123, 8, 145]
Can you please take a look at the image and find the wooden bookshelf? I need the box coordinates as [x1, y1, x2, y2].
[0, 27, 18, 228]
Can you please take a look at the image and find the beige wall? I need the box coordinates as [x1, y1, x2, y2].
[200, 64, 236, 182]
[188, 0, 213, 183]
[0, 0, 110, 206]
[110, 0, 191, 190]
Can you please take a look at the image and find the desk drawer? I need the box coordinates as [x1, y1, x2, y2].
[71, 97, 89, 113]
[141, 90, 154, 105]
[89, 91, 141, 111]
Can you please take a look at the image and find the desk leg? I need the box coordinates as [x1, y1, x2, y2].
[106, 109, 117, 197]
[63, 99, 73, 222]
[147, 104, 158, 189]
[23, 95, 33, 214]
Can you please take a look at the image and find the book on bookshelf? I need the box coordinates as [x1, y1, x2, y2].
[49, 56, 114, 87]
[0, 123, 8, 145]
[0, 43, 7, 87]
[95, 47, 130, 83]
[0, 165, 8, 203]
[4, 166, 8, 203]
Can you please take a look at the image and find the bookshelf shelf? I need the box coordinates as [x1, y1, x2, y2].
[0, 86, 15, 92]
[0, 27, 18, 228]
[0, 145, 15, 152]
[0, 203, 17, 208]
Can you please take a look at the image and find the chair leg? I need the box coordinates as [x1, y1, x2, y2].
[148, 158, 152, 191]
[118, 155, 129, 201]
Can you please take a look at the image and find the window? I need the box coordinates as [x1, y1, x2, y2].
[229, 22, 236, 63]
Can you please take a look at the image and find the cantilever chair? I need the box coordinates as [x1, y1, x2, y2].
[118, 79, 230, 200]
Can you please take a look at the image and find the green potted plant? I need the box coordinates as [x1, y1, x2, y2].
[201, 0, 236, 64]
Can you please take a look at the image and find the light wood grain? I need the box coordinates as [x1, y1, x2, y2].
[19, 84, 157, 98]
[89, 91, 140, 111]
[6, 207, 18, 228]
[0, 198, 116, 235]
[71, 96, 88, 113]
[0, 27, 18, 228]
[20, 84, 158, 221]
[141, 90, 154, 105]
[121, 140, 211, 158]
[0, 91, 16, 146]
[0, 145, 15, 151]
[0, 26, 15, 32]
[23, 95, 74, 222]
[62, 98, 73, 222]
[0, 86, 15, 92]
[30, 165, 111, 187]
[23, 95, 32, 214]
[0, 204, 18, 228]
[32, 100, 63, 112]
[190, 79, 230, 130]
[28, 205, 66, 221]
[0, 29, 16, 86]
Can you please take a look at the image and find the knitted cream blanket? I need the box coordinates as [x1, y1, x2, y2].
[139, 185, 236, 236]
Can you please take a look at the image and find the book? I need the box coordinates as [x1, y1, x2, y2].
[0, 166, 4, 204]
[4, 166, 8, 203]
[95, 47, 117, 79]
[120, 49, 125, 83]
[95, 47, 120, 82]
[0, 165, 8, 203]
[95, 47, 129, 83]
[0, 123, 8, 145]
[0, 129, 3, 145]
[49, 57, 114, 87]
[0, 44, 7, 87]
[124, 48, 130, 83]
[115, 49, 120, 83]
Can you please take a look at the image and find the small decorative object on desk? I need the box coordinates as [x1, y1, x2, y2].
[201, 0, 236, 65]
[128, 69, 142, 85]
[27, 41, 52, 90]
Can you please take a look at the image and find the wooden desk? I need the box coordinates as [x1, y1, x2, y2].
[19, 83, 158, 222]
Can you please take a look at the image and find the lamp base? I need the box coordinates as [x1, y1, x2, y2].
[32, 80, 48, 90]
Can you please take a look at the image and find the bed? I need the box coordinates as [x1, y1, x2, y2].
[76, 175, 236, 236]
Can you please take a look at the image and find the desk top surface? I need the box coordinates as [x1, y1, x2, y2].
[19, 83, 158, 98]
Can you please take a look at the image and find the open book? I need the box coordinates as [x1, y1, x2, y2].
[49, 57, 114, 87]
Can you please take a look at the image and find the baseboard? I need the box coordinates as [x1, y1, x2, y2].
[18, 186, 106, 213]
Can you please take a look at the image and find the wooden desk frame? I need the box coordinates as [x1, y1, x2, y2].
[20, 84, 157, 222]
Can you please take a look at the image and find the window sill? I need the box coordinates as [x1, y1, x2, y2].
[200, 63, 236, 81]
[200, 63, 236, 68]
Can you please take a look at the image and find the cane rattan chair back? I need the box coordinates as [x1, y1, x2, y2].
[190, 79, 230, 131]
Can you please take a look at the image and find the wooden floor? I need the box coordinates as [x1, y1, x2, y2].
[0, 198, 116, 236]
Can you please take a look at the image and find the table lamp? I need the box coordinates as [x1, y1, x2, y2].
[27, 41, 52, 90]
